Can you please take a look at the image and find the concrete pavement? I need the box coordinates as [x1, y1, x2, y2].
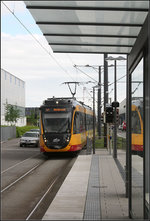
[42, 149, 130, 220]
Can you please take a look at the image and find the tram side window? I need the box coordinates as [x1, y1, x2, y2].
[73, 112, 80, 134]
[89, 115, 93, 130]
[79, 112, 86, 132]
[86, 114, 93, 130]
[86, 115, 90, 130]
[131, 111, 141, 134]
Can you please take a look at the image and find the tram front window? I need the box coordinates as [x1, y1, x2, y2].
[43, 112, 71, 133]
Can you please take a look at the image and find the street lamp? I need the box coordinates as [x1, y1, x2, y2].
[74, 64, 103, 138]
[85, 64, 113, 139]
[105, 56, 126, 159]
[92, 84, 101, 154]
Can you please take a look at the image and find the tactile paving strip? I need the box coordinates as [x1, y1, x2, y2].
[83, 155, 101, 220]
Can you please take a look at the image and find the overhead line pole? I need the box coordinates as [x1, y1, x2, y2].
[104, 54, 108, 148]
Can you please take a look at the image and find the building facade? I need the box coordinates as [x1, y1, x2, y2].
[1, 69, 26, 126]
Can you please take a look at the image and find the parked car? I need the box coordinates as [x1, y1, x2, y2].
[20, 131, 39, 147]
[122, 121, 126, 131]
[118, 124, 123, 130]
[30, 129, 40, 134]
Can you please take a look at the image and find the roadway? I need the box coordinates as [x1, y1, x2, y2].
[1, 138, 77, 220]
[117, 129, 126, 139]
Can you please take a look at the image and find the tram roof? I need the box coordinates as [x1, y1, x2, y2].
[40, 97, 92, 110]
[25, 1, 149, 54]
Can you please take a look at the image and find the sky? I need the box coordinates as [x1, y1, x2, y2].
[1, 1, 127, 109]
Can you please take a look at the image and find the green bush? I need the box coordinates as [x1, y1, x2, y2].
[16, 126, 39, 138]
[1, 125, 10, 127]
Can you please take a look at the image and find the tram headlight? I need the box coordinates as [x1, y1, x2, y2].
[66, 136, 70, 142]
[43, 136, 47, 143]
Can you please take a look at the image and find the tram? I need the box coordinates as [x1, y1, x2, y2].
[131, 98, 143, 153]
[39, 97, 93, 154]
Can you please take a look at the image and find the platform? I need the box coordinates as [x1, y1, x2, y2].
[42, 149, 130, 220]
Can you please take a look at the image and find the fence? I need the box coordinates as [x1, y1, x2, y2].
[1, 126, 16, 142]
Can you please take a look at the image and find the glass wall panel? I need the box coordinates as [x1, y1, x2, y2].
[131, 58, 144, 218]
[145, 140, 149, 216]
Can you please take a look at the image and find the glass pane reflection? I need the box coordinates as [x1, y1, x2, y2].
[131, 58, 143, 218]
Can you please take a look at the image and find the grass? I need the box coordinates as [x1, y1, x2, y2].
[95, 137, 104, 149]
[117, 136, 126, 149]
[95, 136, 126, 149]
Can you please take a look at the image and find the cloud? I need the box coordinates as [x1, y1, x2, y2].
[1, 33, 71, 79]
[1, 32, 101, 106]
[1, 31, 126, 107]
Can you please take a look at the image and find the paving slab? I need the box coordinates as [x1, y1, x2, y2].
[42, 149, 130, 220]
[97, 149, 129, 220]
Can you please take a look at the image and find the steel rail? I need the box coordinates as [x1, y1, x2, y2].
[1, 164, 40, 193]
[1, 153, 40, 174]
[25, 176, 59, 220]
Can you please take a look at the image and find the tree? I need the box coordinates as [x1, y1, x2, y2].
[27, 110, 39, 126]
[4, 102, 20, 125]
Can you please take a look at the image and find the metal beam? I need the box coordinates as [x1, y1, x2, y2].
[44, 33, 138, 39]
[27, 5, 149, 12]
[128, 17, 148, 71]
[37, 21, 143, 27]
[53, 51, 130, 54]
[49, 43, 133, 47]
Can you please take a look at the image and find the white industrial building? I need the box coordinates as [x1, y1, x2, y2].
[1, 69, 26, 126]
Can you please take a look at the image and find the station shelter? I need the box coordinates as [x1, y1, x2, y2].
[25, 1, 150, 219]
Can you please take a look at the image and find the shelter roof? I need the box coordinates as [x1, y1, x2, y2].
[25, 1, 149, 54]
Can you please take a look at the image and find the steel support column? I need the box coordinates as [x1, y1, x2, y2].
[104, 53, 108, 148]
[98, 66, 101, 138]
[113, 60, 117, 158]
[93, 87, 95, 154]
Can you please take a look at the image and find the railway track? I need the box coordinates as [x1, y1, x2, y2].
[1, 154, 76, 220]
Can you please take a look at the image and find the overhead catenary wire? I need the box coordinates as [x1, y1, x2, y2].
[74, 65, 98, 83]
[2, 1, 75, 82]
[108, 73, 127, 86]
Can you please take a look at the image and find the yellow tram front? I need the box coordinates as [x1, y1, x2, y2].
[39, 98, 90, 154]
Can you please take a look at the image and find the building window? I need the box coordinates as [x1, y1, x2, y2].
[10, 75, 12, 83]
[5, 72, 7, 80]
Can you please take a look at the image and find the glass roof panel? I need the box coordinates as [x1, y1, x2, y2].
[51, 45, 131, 54]
[46, 36, 135, 46]
[25, 1, 149, 9]
[29, 9, 147, 25]
[39, 24, 141, 37]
